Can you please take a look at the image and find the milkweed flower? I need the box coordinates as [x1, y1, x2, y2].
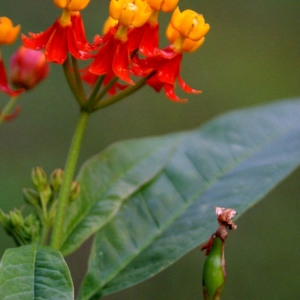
[22, 0, 94, 64]
[133, 7, 210, 102]
[0, 17, 24, 96]
[10, 46, 50, 90]
[88, 0, 152, 84]
[137, 0, 179, 57]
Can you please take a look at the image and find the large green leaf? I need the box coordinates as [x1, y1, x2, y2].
[61, 135, 178, 255]
[76, 99, 300, 299]
[0, 244, 73, 299]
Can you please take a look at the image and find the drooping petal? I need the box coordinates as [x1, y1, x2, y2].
[156, 53, 181, 85]
[22, 22, 57, 50]
[164, 83, 187, 102]
[113, 40, 134, 84]
[45, 22, 69, 64]
[178, 74, 201, 94]
[139, 23, 160, 56]
[22, 13, 93, 64]
[71, 12, 100, 51]
[89, 37, 119, 76]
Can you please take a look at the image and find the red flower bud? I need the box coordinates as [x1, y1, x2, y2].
[9, 46, 49, 90]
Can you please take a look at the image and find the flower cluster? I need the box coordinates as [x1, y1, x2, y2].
[22, 0, 210, 105]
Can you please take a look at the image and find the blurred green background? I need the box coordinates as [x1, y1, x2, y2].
[1, 0, 300, 299]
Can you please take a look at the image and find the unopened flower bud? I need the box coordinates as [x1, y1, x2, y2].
[23, 188, 40, 206]
[10, 46, 49, 90]
[31, 167, 47, 191]
[50, 168, 64, 192]
[9, 210, 24, 228]
[39, 184, 52, 206]
[69, 181, 80, 201]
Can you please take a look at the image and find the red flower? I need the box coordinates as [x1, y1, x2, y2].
[88, 26, 134, 84]
[0, 58, 24, 96]
[22, 12, 94, 64]
[133, 46, 201, 102]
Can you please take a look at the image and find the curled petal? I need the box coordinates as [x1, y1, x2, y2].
[178, 75, 201, 94]
[164, 84, 187, 102]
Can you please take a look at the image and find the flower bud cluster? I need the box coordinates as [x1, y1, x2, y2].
[0, 167, 80, 246]
[0, 209, 40, 246]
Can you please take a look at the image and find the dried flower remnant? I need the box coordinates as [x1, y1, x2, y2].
[201, 207, 237, 300]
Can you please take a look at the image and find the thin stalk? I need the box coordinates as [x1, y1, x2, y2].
[93, 76, 119, 104]
[86, 74, 105, 107]
[95, 72, 155, 110]
[63, 56, 86, 106]
[71, 56, 86, 102]
[0, 96, 18, 126]
[50, 110, 90, 250]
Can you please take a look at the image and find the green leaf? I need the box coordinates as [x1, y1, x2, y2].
[76, 99, 300, 299]
[61, 136, 178, 255]
[0, 244, 73, 300]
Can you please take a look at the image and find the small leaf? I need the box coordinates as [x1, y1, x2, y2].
[0, 244, 73, 300]
[75, 99, 300, 299]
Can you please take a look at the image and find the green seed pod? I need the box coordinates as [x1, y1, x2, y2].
[202, 236, 225, 300]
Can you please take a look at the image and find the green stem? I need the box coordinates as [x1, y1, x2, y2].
[93, 76, 119, 104]
[86, 74, 105, 108]
[0, 96, 18, 126]
[71, 56, 86, 102]
[94, 72, 155, 110]
[63, 56, 86, 106]
[50, 110, 90, 250]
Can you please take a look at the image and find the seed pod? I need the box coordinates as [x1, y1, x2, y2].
[202, 236, 225, 300]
